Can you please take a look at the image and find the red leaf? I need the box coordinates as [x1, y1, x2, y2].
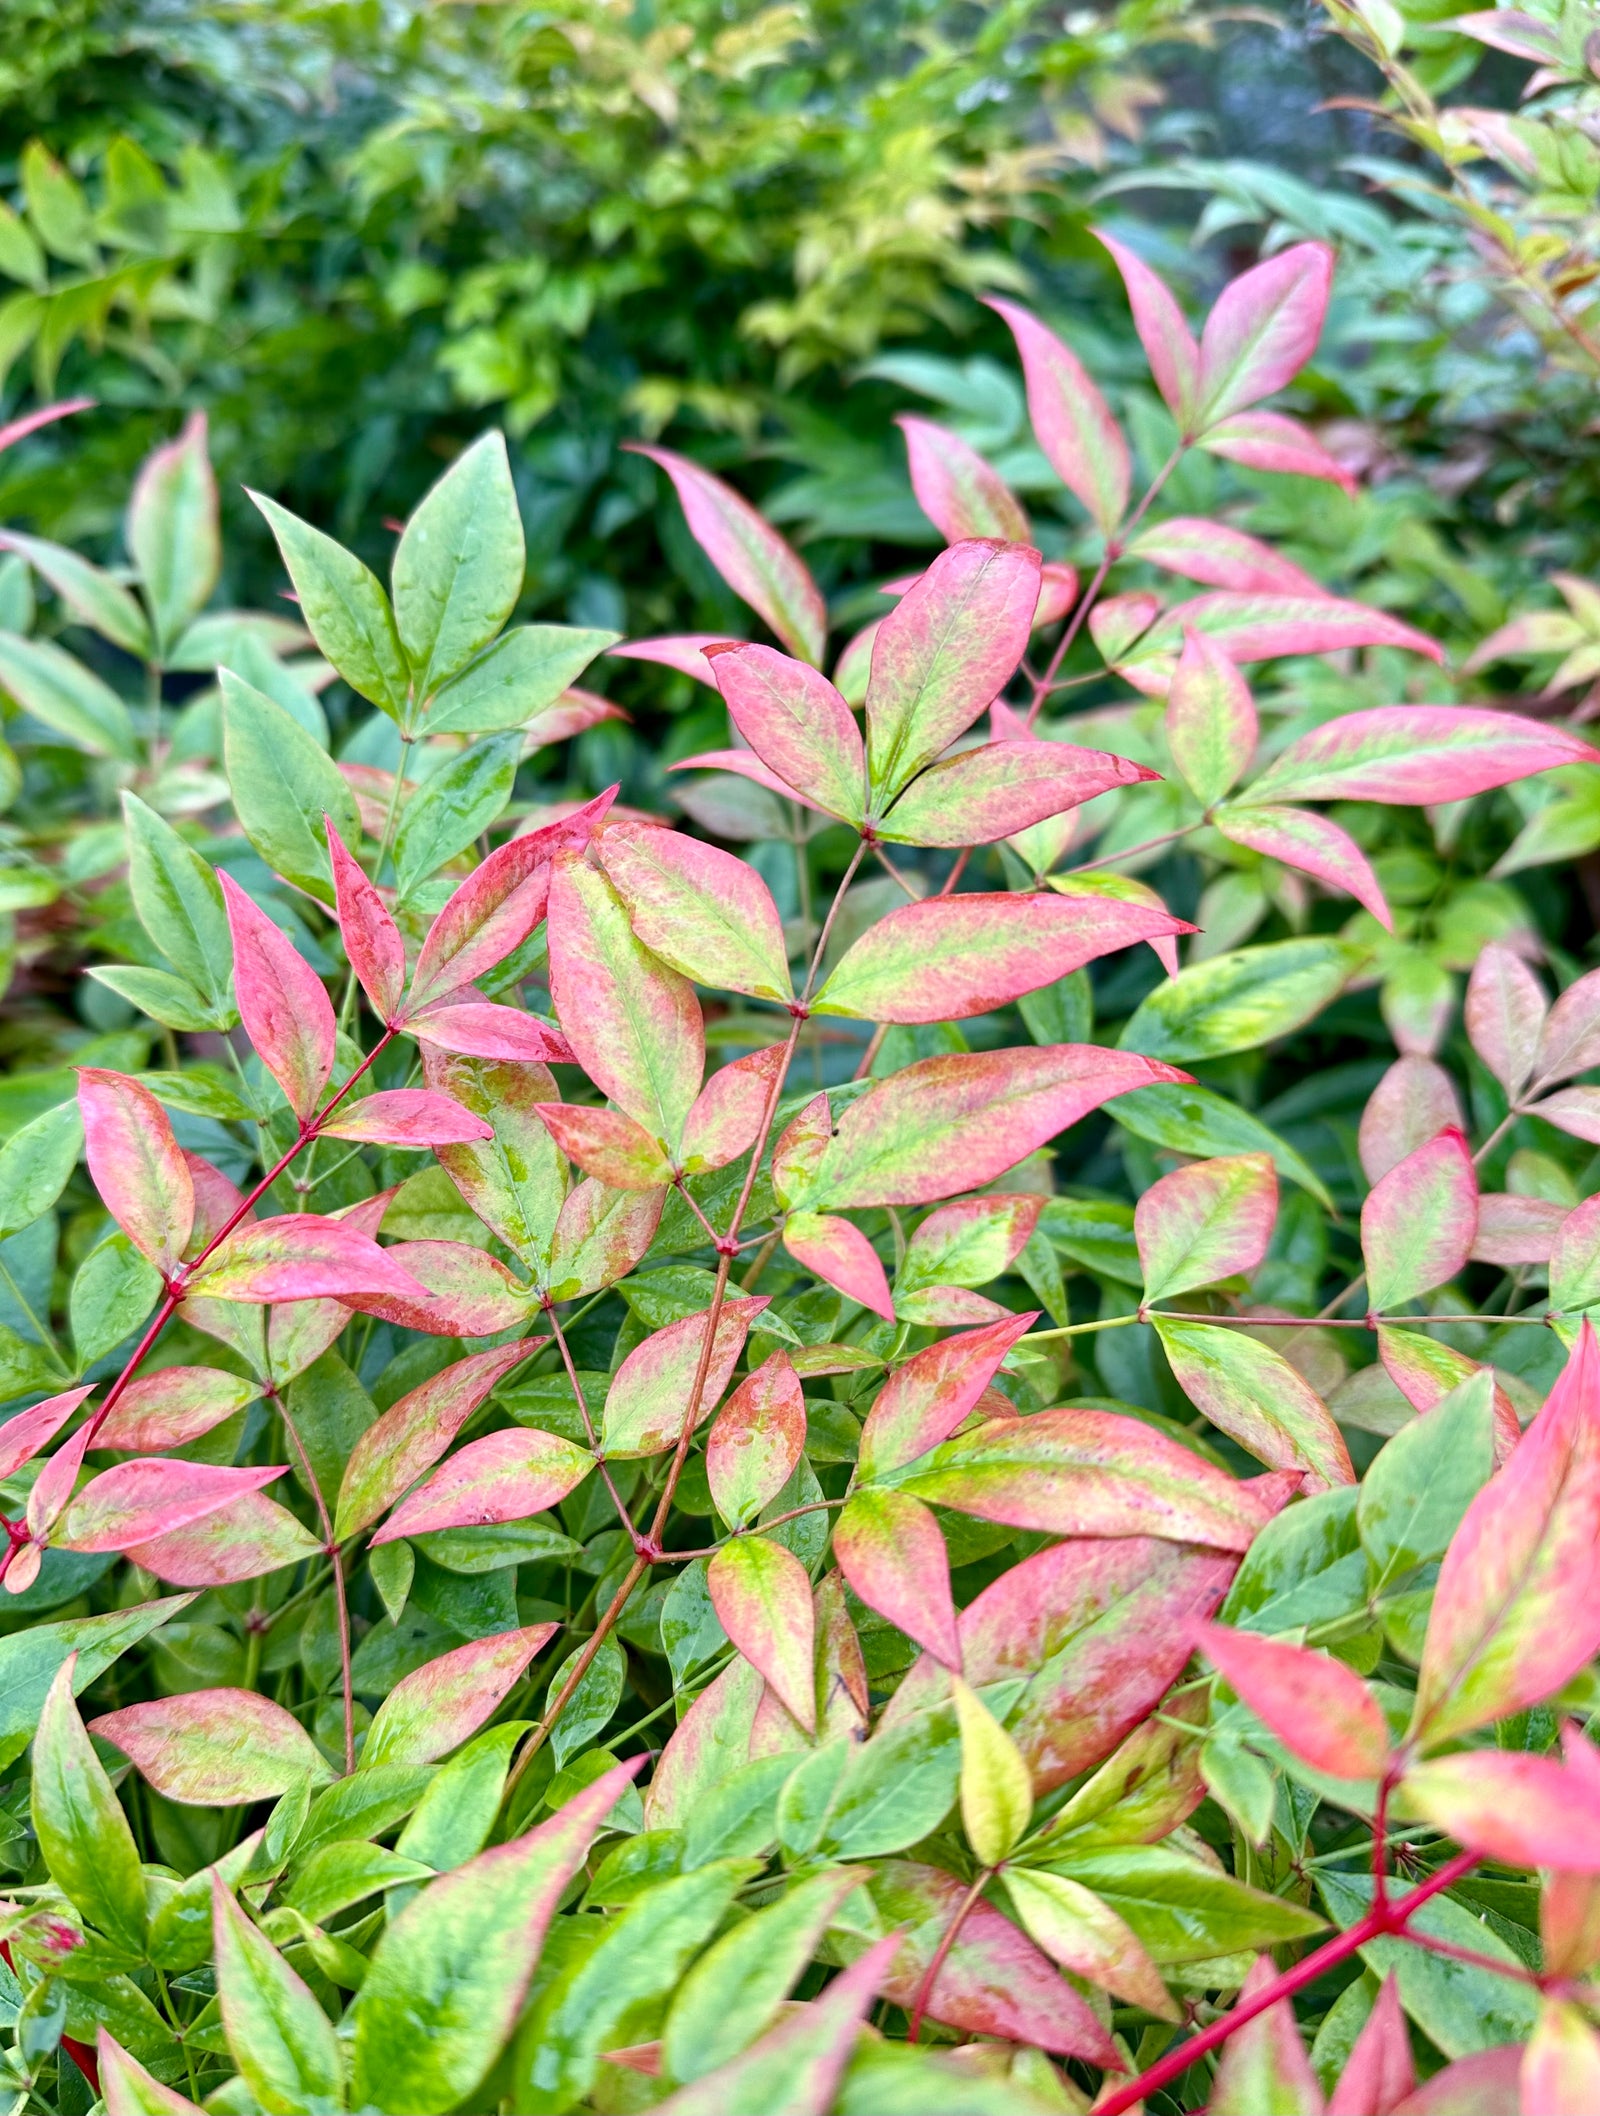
[668, 747, 839, 821]
[1361, 1129, 1477, 1312]
[77, 1070, 194, 1275]
[707, 1534, 817, 1731]
[186, 1214, 427, 1306]
[0, 1387, 92, 1481]
[339, 1238, 533, 1336]
[124, 1489, 322, 1585]
[362, 1625, 558, 1768]
[782, 1210, 894, 1321]
[218, 873, 334, 1122]
[876, 737, 1154, 849]
[986, 298, 1130, 536]
[1358, 1057, 1464, 1187]
[405, 1002, 574, 1066]
[833, 1487, 961, 1668]
[1126, 516, 1323, 596]
[1200, 408, 1356, 491]
[1199, 1621, 1389, 1779]
[1401, 1748, 1600, 1870]
[1197, 241, 1334, 424]
[318, 1088, 494, 1148]
[1215, 804, 1393, 928]
[91, 1689, 330, 1806]
[373, 1428, 594, 1543]
[327, 825, 406, 1022]
[704, 643, 866, 824]
[1094, 227, 1199, 425]
[609, 634, 725, 686]
[95, 1370, 260, 1453]
[1115, 594, 1443, 694]
[1249, 705, 1598, 806]
[859, 1311, 1037, 1477]
[56, 1460, 287, 1553]
[1327, 1974, 1414, 2116]
[896, 413, 1030, 542]
[679, 1045, 787, 1174]
[534, 1103, 672, 1190]
[706, 1353, 806, 1530]
[1206, 1954, 1323, 2115]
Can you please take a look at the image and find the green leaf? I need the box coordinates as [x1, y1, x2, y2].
[425, 623, 620, 735]
[394, 732, 521, 900]
[1153, 1318, 1353, 1491]
[0, 531, 152, 656]
[1036, 1196, 1141, 1284]
[807, 1704, 962, 1860]
[0, 1596, 192, 1764]
[127, 413, 220, 654]
[1111, 1079, 1333, 1209]
[393, 431, 524, 696]
[71, 1232, 161, 1370]
[953, 1674, 1033, 1865]
[88, 965, 223, 1033]
[1042, 1844, 1323, 1963]
[249, 489, 410, 722]
[396, 1723, 524, 1874]
[1357, 1372, 1496, 1591]
[212, 1878, 343, 2114]
[545, 1635, 625, 1768]
[121, 792, 234, 1012]
[1120, 940, 1366, 1063]
[0, 632, 138, 759]
[31, 1656, 147, 1953]
[221, 669, 361, 902]
[1219, 1485, 1367, 1635]
[0, 1099, 80, 1238]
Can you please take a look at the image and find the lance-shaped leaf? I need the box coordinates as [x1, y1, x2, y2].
[535, 1101, 672, 1190]
[91, 1689, 332, 1806]
[548, 853, 703, 1149]
[987, 298, 1129, 534]
[1120, 938, 1365, 1065]
[55, 1460, 287, 1553]
[212, 1876, 343, 2115]
[27, 1424, 93, 1548]
[1095, 226, 1200, 425]
[671, 744, 838, 819]
[601, 1297, 768, 1456]
[404, 787, 617, 1012]
[1155, 1319, 1353, 1491]
[1466, 941, 1546, 1101]
[122, 791, 233, 1016]
[187, 1215, 427, 1305]
[886, 1406, 1273, 1550]
[249, 488, 409, 718]
[0, 1099, 83, 1240]
[897, 1194, 1041, 1315]
[1136, 1151, 1277, 1303]
[218, 873, 334, 1122]
[392, 430, 522, 697]
[597, 818, 793, 1000]
[1115, 594, 1443, 694]
[1199, 1621, 1388, 1779]
[328, 826, 406, 1022]
[335, 1339, 544, 1539]
[783, 1210, 895, 1321]
[1358, 1056, 1465, 1187]
[1207, 1954, 1323, 2116]
[77, 1069, 194, 1275]
[1399, 1750, 1600, 1871]
[1532, 961, 1600, 1091]
[897, 412, 1030, 541]
[406, 1001, 573, 1066]
[96, 1369, 261, 1453]
[373, 1428, 594, 1544]
[32, 1656, 148, 1954]
[1202, 406, 1355, 488]
[1377, 1329, 1520, 1461]
[707, 1534, 815, 1729]
[1412, 1320, 1600, 1747]
[427, 631, 620, 738]
[1003, 1867, 1176, 2018]
[611, 633, 723, 686]
[99, 2032, 204, 2116]
[835, 1487, 961, 1669]
[704, 643, 866, 824]
[317, 1087, 494, 1148]
[1362, 1128, 1477, 1312]
[805, 1045, 1188, 1209]
[1474, 1192, 1565, 1266]
[1164, 625, 1258, 807]
[2, 527, 153, 655]
[221, 671, 360, 901]
[338, 1236, 532, 1335]
[952, 1673, 1032, 1863]
[1215, 803, 1392, 928]
[679, 1044, 787, 1174]
[707, 1353, 806, 1529]
[0, 629, 139, 759]
[129, 410, 219, 648]
[877, 737, 1154, 848]
[1553, 1194, 1600, 1320]
[1327, 1975, 1413, 2116]
[813, 890, 1191, 1025]
[1197, 241, 1334, 424]
[544, 1180, 664, 1302]
[859, 1311, 1037, 1477]
[362, 1624, 557, 1768]
[863, 538, 1042, 801]
[1522, 2001, 1600, 2116]
[0, 1386, 92, 1480]
[423, 1049, 566, 1259]
[1127, 517, 1322, 597]
[628, 444, 825, 662]
[1247, 705, 1600, 806]
[124, 1491, 322, 1587]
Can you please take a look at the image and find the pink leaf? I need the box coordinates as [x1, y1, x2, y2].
[782, 1210, 895, 1321]
[1207, 1955, 1324, 2116]
[668, 746, 838, 820]
[704, 643, 866, 825]
[362, 1624, 558, 1768]
[863, 539, 1042, 801]
[707, 1534, 816, 1731]
[125, 1489, 322, 1586]
[91, 1689, 331, 1806]
[546, 1181, 664, 1303]
[625, 444, 826, 663]
[1466, 942, 1547, 1100]
[1215, 804, 1392, 928]
[1094, 227, 1200, 425]
[96, 1370, 260, 1453]
[985, 298, 1130, 535]
[77, 1069, 194, 1276]
[597, 819, 793, 1002]
[1200, 408, 1357, 491]
[404, 1001, 574, 1066]
[218, 873, 334, 1122]
[1361, 1129, 1477, 1312]
[534, 1102, 672, 1189]
[1401, 1749, 1600, 1870]
[609, 634, 727, 687]
[1162, 626, 1259, 809]
[186, 1214, 427, 1306]
[24, 1424, 92, 1545]
[338, 1238, 533, 1336]
[1376, 1327, 1521, 1463]
[876, 738, 1156, 848]
[1197, 241, 1334, 425]
[679, 1044, 787, 1174]
[1199, 1621, 1389, 1779]
[1136, 1152, 1278, 1303]
[55, 1460, 287, 1553]
[706, 1353, 806, 1530]
[1527, 1085, 1600, 1144]
[834, 1486, 961, 1668]
[1115, 595, 1444, 696]
[0, 397, 95, 456]
[1533, 962, 1600, 1091]
[1128, 517, 1323, 597]
[318, 1088, 494, 1148]
[1249, 706, 1599, 806]
[1358, 1057, 1465, 1187]
[373, 1427, 594, 1543]
[896, 414, 1030, 542]
[0, 1388, 93, 1481]
[327, 825, 406, 1023]
[859, 1311, 1039, 1477]
[1327, 1975, 1414, 2116]
[1473, 1192, 1566, 1266]
[1034, 560, 1079, 627]
[1521, 2001, 1600, 2116]
[601, 1298, 769, 1457]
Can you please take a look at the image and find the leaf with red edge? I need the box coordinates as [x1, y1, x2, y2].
[1137, 1151, 1278, 1303]
[339, 1238, 533, 1336]
[601, 1297, 769, 1456]
[1002, 1866, 1177, 2020]
[533, 1103, 672, 1190]
[669, 746, 839, 821]
[327, 825, 406, 1022]
[26, 1426, 92, 1546]
[373, 1428, 594, 1544]
[986, 298, 1130, 536]
[187, 1215, 427, 1306]
[544, 1180, 664, 1303]
[610, 634, 725, 686]
[863, 539, 1042, 802]
[834, 1486, 961, 1669]
[1411, 1319, 1600, 1747]
[0, 1387, 92, 1481]
[877, 740, 1154, 849]
[1527, 1086, 1600, 1144]
[1532, 961, 1600, 1091]
[596, 819, 793, 1001]
[771, 1092, 831, 1212]
[334, 1339, 545, 1540]
[1196, 241, 1334, 425]
[55, 1460, 287, 1553]
[99, 2031, 204, 2115]
[96, 1370, 261, 1453]
[1094, 227, 1200, 425]
[218, 873, 334, 1122]
[706, 1353, 806, 1530]
[858, 1311, 1037, 1477]
[1376, 1327, 1521, 1462]
[421, 1049, 566, 1261]
[679, 1045, 787, 1175]
[1358, 1057, 1465, 1187]
[1400, 1750, 1600, 1870]
[1473, 1192, 1566, 1266]
[403, 1002, 573, 1066]
[1522, 2002, 1600, 2116]
[548, 853, 703, 1151]
[362, 1625, 558, 1768]
[1327, 1974, 1414, 2116]
[318, 1088, 493, 1148]
[1126, 517, 1323, 597]
[124, 1490, 322, 1586]
[1163, 626, 1258, 808]
[90, 1689, 332, 1805]
[625, 444, 826, 663]
[782, 1211, 894, 1321]
[77, 1070, 194, 1276]
[1362, 1129, 1477, 1312]
[896, 414, 1030, 542]
[405, 787, 617, 1012]
[707, 1534, 816, 1731]
[1199, 1621, 1389, 1779]
[1200, 408, 1356, 490]
[1154, 1319, 1354, 1491]
[704, 644, 866, 825]
[1466, 942, 1547, 1101]
[897, 1194, 1042, 1299]
[1248, 706, 1599, 806]
[1216, 803, 1393, 928]
[1114, 595, 1444, 695]
[1207, 1954, 1324, 2116]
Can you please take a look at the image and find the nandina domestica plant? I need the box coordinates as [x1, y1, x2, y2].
[0, 237, 1598, 2115]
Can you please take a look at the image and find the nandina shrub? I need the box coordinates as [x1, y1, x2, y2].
[0, 239, 1597, 2116]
